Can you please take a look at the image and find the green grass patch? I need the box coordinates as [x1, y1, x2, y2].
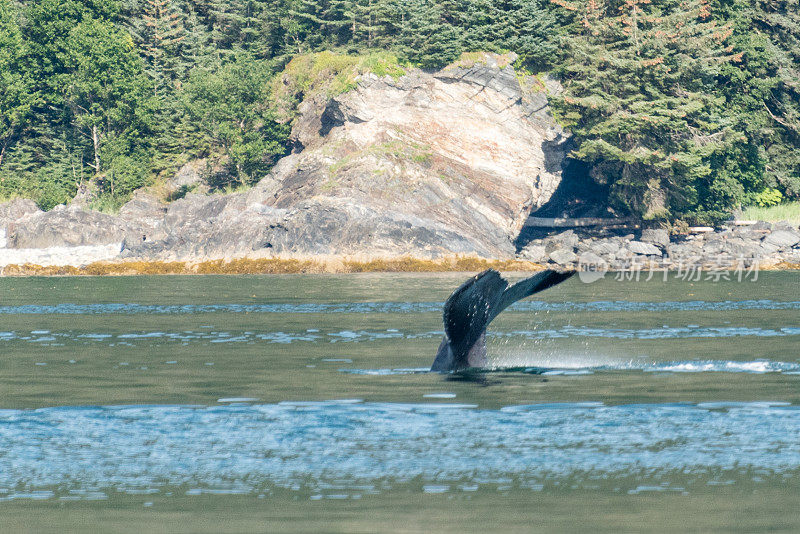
[87, 192, 131, 214]
[359, 53, 406, 79]
[327, 140, 433, 178]
[271, 51, 407, 124]
[446, 51, 516, 70]
[320, 178, 339, 192]
[742, 202, 800, 225]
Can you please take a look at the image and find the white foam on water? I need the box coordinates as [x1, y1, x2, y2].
[3, 299, 800, 316]
[344, 359, 800, 376]
[639, 360, 800, 374]
[278, 399, 363, 407]
[423, 485, 450, 494]
[697, 401, 792, 410]
[492, 351, 624, 370]
[340, 368, 430, 376]
[627, 485, 685, 495]
[541, 370, 594, 376]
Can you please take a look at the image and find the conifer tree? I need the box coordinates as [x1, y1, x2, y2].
[0, 0, 35, 170]
[552, 0, 744, 219]
[509, 0, 564, 70]
[351, 0, 386, 48]
[750, 0, 800, 197]
[286, 0, 326, 50]
[369, 0, 407, 49]
[400, 0, 461, 68]
[139, 0, 186, 94]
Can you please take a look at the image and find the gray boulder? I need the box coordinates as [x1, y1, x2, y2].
[773, 221, 798, 232]
[628, 240, 662, 256]
[759, 241, 780, 255]
[578, 251, 606, 268]
[552, 230, 580, 248]
[549, 248, 578, 265]
[640, 228, 669, 248]
[118, 192, 168, 246]
[591, 239, 620, 257]
[764, 230, 800, 248]
[725, 237, 761, 258]
[7, 205, 128, 248]
[166, 160, 209, 196]
[519, 244, 547, 262]
[0, 198, 40, 226]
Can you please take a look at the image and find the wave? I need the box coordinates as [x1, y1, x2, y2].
[2, 299, 800, 315]
[1, 401, 799, 500]
[3, 323, 800, 348]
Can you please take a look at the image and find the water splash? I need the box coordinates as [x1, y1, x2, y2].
[344, 359, 800, 375]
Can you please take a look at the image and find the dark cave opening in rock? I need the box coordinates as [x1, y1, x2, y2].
[514, 158, 618, 250]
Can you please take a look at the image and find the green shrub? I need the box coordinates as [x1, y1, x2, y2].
[753, 188, 784, 207]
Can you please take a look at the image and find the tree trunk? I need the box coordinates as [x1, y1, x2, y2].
[91, 125, 101, 172]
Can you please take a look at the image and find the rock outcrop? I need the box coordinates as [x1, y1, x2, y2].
[0, 198, 40, 248]
[518, 223, 800, 270]
[9, 205, 126, 248]
[0, 53, 569, 265]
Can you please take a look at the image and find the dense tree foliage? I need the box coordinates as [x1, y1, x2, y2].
[0, 0, 35, 171]
[184, 55, 289, 184]
[0, 0, 797, 223]
[551, 0, 753, 220]
[750, 0, 800, 199]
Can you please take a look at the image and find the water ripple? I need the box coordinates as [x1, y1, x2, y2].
[2, 324, 800, 348]
[1, 402, 800, 500]
[2, 299, 800, 315]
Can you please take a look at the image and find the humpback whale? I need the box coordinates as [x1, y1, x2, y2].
[431, 269, 575, 372]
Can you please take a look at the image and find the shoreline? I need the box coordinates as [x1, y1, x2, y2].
[4, 196, 800, 276]
[0, 256, 549, 276]
[1, 256, 798, 276]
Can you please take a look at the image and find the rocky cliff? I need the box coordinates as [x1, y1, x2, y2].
[0, 53, 569, 268]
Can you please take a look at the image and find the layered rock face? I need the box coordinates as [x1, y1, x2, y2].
[0, 54, 569, 264]
[277, 54, 568, 259]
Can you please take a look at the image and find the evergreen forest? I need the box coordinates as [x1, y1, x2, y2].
[1, 0, 798, 223]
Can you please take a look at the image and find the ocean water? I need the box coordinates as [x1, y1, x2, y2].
[0, 272, 799, 532]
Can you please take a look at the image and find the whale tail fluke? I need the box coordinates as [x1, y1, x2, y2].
[431, 269, 574, 372]
[491, 269, 575, 323]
